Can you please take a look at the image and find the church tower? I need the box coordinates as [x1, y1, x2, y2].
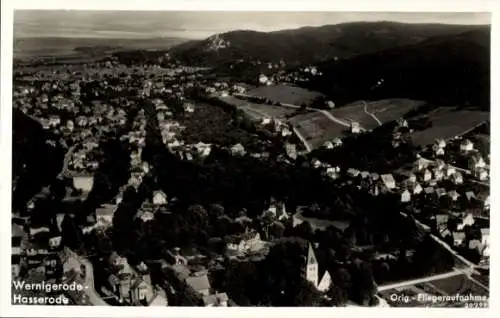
[305, 243, 318, 288]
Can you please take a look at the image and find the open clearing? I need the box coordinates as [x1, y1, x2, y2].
[218, 96, 298, 121]
[289, 112, 347, 149]
[247, 84, 324, 105]
[330, 99, 426, 130]
[410, 107, 490, 147]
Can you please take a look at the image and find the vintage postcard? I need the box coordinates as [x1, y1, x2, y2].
[0, 0, 496, 317]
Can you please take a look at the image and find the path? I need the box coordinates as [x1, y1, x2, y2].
[377, 267, 475, 292]
[362, 100, 382, 127]
[292, 127, 313, 152]
[63, 249, 109, 306]
[57, 145, 76, 179]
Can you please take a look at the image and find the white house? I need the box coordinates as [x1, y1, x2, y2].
[380, 174, 396, 190]
[401, 189, 411, 203]
[451, 172, 463, 185]
[477, 168, 489, 181]
[350, 122, 361, 134]
[469, 239, 483, 251]
[445, 166, 456, 177]
[412, 183, 423, 195]
[73, 175, 94, 193]
[457, 213, 475, 230]
[433, 168, 444, 181]
[231, 143, 246, 156]
[423, 169, 432, 182]
[448, 190, 460, 202]
[460, 139, 474, 153]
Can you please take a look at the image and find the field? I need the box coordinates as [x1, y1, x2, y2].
[330, 99, 426, 130]
[289, 112, 347, 149]
[247, 84, 324, 105]
[218, 96, 298, 121]
[410, 107, 490, 147]
[177, 101, 265, 149]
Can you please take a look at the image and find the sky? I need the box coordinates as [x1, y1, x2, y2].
[14, 11, 491, 39]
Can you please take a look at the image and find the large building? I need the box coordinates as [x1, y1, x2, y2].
[305, 244, 331, 292]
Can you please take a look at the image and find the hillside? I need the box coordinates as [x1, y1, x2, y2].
[302, 27, 490, 110]
[12, 109, 65, 212]
[169, 22, 487, 66]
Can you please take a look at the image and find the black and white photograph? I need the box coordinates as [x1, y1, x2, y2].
[1, 1, 494, 315]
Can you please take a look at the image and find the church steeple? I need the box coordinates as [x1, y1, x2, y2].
[305, 243, 318, 288]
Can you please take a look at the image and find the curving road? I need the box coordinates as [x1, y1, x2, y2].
[361, 100, 382, 127]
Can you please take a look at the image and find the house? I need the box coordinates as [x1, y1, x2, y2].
[231, 143, 246, 156]
[350, 122, 361, 134]
[331, 138, 343, 148]
[152, 190, 168, 205]
[401, 189, 411, 203]
[451, 172, 463, 185]
[166, 248, 188, 266]
[434, 146, 445, 156]
[469, 155, 487, 171]
[285, 143, 297, 160]
[460, 139, 474, 153]
[483, 195, 490, 210]
[435, 139, 447, 149]
[49, 236, 62, 249]
[203, 292, 229, 307]
[72, 175, 94, 193]
[311, 159, 322, 169]
[95, 204, 116, 227]
[445, 166, 456, 177]
[263, 201, 288, 221]
[347, 168, 360, 178]
[448, 190, 460, 202]
[411, 183, 423, 195]
[422, 169, 432, 182]
[407, 173, 417, 183]
[465, 191, 476, 201]
[370, 173, 380, 181]
[432, 168, 444, 181]
[360, 171, 370, 179]
[452, 232, 466, 246]
[457, 213, 475, 230]
[325, 167, 340, 180]
[194, 142, 212, 158]
[435, 214, 449, 231]
[415, 158, 429, 171]
[380, 174, 396, 190]
[469, 239, 483, 251]
[305, 244, 331, 292]
[480, 228, 490, 247]
[435, 188, 447, 197]
[476, 168, 489, 181]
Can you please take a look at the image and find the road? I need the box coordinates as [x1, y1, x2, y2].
[377, 267, 476, 292]
[233, 93, 352, 128]
[64, 250, 109, 306]
[292, 127, 313, 152]
[57, 145, 76, 179]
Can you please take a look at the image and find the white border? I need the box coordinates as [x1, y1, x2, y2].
[1, 1, 498, 317]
